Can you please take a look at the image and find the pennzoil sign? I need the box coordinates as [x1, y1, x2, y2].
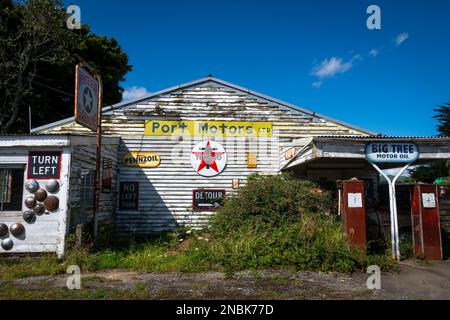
[123, 152, 161, 168]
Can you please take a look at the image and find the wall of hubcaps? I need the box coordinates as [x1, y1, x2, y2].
[0, 179, 60, 251]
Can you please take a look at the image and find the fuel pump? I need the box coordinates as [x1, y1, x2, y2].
[338, 179, 366, 250]
[411, 184, 443, 260]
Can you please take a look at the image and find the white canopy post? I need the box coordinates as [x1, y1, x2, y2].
[391, 164, 411, 260]
[371, 163, 411, 261]
[371, 163, 397, 259]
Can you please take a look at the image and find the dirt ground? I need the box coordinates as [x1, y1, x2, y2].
[0, 259, 449, 300]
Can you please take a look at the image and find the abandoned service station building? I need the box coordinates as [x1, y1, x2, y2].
[1, 76, 449, 257]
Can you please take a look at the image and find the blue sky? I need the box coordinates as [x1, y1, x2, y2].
[64, 0, 450, 136]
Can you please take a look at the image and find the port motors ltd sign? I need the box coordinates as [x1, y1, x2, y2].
[365, 142, 420, 163]
[145, 120, 272, 137]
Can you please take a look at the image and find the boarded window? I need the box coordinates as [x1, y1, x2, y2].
[0, 168, 24, 211]
[80, 169, 95, 210]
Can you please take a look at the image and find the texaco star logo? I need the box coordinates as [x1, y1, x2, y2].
[82, 86, 94, 113]
[191, 140, 227, 177]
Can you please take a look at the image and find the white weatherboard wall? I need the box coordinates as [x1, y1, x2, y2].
[34, 78, 372, 234]
[0, 137, 70, 257]
[117, 135, 280, 233]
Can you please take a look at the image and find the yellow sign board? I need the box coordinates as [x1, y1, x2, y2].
[123, 152, 161, 168]
[144, 120, 272, 137]
[247, 152, 258, 168]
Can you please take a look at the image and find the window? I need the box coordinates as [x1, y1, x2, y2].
[0, 167, 24, 211]
[80, 169, 95, 210]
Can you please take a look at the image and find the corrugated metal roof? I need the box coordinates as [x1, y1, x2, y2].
[313, 135, 450, 141]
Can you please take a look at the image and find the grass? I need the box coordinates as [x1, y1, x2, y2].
[0, 229, 214, 279]
[0, 225, 396, 281]
[0, 280, 153, 300]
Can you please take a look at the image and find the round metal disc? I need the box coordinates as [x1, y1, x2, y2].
[33, 204, 46, 215]
[1, 238, 13, 251]
[25, 180, 39, 193]
[25, 196, 36, 209]
[46, 180, 60, 193]
[10, 223, 25, 237]
[23, 211, 36, 223]
[35, 189, 48, 202]
[44, 196, 59, 211]
[0, 223, 8, 237]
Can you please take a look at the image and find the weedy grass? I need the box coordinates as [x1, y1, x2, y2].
[0, 173, 397, 278]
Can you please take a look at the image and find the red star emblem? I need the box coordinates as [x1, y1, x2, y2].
[192, 141, 225, 173]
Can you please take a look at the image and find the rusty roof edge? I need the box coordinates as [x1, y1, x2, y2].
[32, 76, 378, 135]
[312, 136, 450, 142]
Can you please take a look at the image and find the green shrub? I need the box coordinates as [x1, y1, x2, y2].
[208, 173, 395, 273]
[211, 173, 335, 237]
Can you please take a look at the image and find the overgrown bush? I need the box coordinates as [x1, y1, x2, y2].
[211, 173, 335, 237]
[208, 173, 395, 273]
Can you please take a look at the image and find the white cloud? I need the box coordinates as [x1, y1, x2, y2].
[395, 32, 409, 47]
[369, 48, 379, 57]
[311, 57, 354, 79]
[312, 81, 323, 88]
[122, 86, 151, 102]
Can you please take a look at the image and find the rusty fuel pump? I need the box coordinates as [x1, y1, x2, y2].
[337, 179, 366, 251]
[411, 184, 443, 260]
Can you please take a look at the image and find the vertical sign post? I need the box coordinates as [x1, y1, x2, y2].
[365, 142, 420, 261]
[74, 59, 103, 238]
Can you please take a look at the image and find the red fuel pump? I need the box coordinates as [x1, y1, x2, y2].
[339, 179, 366, 250]
[411, 184, 443, 260]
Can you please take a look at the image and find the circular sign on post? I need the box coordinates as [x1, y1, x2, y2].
[365, 142, 420, 164]
[191, 140, 227, 177]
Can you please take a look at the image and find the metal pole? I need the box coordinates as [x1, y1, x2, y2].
[76, 56, 102, 239]
[28, 106, 32, 134]
[93, 73, 102, 239]
[371, 163, 411, 261]
[371, 163, 397, 259]
[391, 164, 410, 260]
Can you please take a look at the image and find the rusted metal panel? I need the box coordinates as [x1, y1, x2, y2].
[68, 136, 120, 228]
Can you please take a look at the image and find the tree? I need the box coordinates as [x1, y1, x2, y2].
[409, 161, 449, 184]
[0, 0, 132, 133]
[0, 0, 71, 133]
[434, 102, 450, 137]
[409, 101, 450, 183]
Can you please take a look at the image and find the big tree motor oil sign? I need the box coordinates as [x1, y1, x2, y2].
[75, 65, 99, 131]
[365, 142, 420, 163]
